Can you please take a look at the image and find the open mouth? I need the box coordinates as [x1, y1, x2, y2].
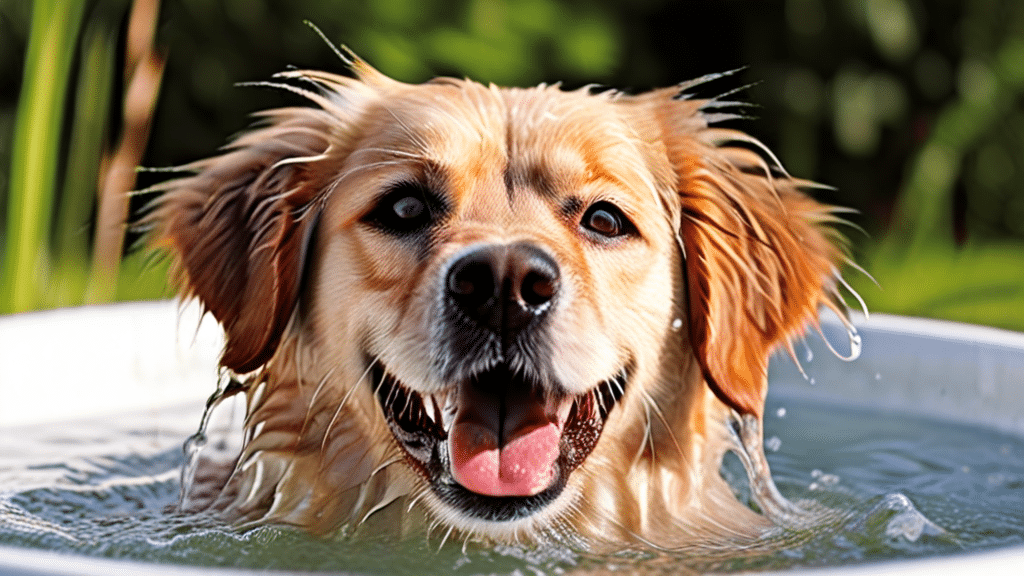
[371, 361, 628, 522]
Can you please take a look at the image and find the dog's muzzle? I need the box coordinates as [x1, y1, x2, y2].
[442, 243, 562, 496]
[370, 242, 628, 522]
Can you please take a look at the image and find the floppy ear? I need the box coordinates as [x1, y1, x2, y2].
[639, 87, 848, 418]
[151, 61, 395, 374]
[152, 107, 337, 373]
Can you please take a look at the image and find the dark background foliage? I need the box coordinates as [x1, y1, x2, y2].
[1, 0, 1023, 328]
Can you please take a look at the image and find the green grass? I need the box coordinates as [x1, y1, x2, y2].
[851, 242, 1024, 332]
[1, 0, 1022, 337]
[1, 0, 87, 313]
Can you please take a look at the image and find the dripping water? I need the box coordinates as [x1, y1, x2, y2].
[816, 307, 863, 363]
[178, 371, 248, 511]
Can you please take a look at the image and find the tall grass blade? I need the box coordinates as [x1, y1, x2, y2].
[1, 0, 87, 313]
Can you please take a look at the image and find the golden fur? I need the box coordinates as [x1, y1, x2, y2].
[153, 56, 849, 551]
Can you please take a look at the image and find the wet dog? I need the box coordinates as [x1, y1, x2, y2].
[153, 55, 849, 549]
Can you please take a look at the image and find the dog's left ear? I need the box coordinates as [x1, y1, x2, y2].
[150, 108, 335, 374]
[150, 63, 392, 374]
[632, 87, 847, 418]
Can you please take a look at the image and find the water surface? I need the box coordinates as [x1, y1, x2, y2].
[1, 390, 1022, 574]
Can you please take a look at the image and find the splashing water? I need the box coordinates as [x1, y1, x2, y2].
[1, 391, 1023, 573]
[877, 494, 946, 542]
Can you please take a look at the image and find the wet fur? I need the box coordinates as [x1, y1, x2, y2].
[153, 57, 849, 550]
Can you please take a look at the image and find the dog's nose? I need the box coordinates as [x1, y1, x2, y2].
[447, 243, 559, 335]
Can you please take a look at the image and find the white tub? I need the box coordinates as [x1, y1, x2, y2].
[0, 301, 1022, 575]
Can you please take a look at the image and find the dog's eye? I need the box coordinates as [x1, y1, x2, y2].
[364, 182, 435, 234]
[581, 202, 633, 239]
[392, 196, 424, 220]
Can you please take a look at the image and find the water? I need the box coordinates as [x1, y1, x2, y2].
[2, 392, 1023, 574]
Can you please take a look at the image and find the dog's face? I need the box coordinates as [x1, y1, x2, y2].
[156, 60, 846, 546]
[311, 82, 679, 529]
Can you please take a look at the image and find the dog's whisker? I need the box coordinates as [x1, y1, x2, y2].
[640, 387, 686, 463]
[299, 366, 336, 442]
[406, 486, 431, 513]
[593, 386, 606, 418]
[380, 104, 435, 153]
[639, 401, 658, 467]
[835, 266, 871, 318]
[438, 523, 457, 552]
[335, 159, 409, 185]
[318, 359, 377, 456]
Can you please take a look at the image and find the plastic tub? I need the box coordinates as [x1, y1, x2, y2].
[1, 301, 1022, 575]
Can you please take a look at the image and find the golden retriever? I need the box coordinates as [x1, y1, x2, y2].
[153, 54, 849, 551]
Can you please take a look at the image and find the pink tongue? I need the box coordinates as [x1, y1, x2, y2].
[449, 420, 560, 497]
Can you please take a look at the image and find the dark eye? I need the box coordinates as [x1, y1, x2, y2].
[364, 182, 436, 234]
[581, 201, 634, 239]
[392, 195, 424, 220]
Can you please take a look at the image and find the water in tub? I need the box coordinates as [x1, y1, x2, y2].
[1, 322, 1023, 573]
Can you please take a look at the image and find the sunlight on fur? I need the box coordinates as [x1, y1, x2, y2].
[151, 48, 854, 553]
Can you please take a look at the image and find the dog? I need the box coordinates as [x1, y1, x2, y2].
[152, 54, 849, 551]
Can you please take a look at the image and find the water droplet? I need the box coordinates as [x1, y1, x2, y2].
[809, 377, 816, 385]
[671, 318, 683, 331]
[809, 469, 839, 486]
[776, 407, 787, 418]
[875, 372, 882, 381]
[879, 493, 946, 542]
[803, 341, 814, 362]
[815, 308, 862, 361]
[846, 324, 863, 361]
[765, 436, 782, 452]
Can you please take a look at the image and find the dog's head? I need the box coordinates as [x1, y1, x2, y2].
[155, 58, 846, 544]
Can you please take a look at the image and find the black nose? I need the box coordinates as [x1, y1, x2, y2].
[446, 243, 560, 336]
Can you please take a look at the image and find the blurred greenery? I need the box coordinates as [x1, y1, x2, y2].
[0, 0, 1022, 330]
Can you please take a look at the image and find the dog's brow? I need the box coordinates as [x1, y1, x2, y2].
[559, 196, 584, 219]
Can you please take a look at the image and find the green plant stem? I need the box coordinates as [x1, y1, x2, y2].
[55, 7, 119, 274]
[1, 0, 87, 313]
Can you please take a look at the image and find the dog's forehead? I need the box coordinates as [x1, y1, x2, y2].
[367, 81, 663, 210]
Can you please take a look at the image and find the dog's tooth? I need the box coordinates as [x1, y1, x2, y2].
[425, 394, 438, 425]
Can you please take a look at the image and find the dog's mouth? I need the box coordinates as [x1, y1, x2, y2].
[371, 361, 628, 522]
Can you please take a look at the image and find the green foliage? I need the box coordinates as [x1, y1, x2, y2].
[1, 0, 87, 313]
[0, 0, 1022, 332]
